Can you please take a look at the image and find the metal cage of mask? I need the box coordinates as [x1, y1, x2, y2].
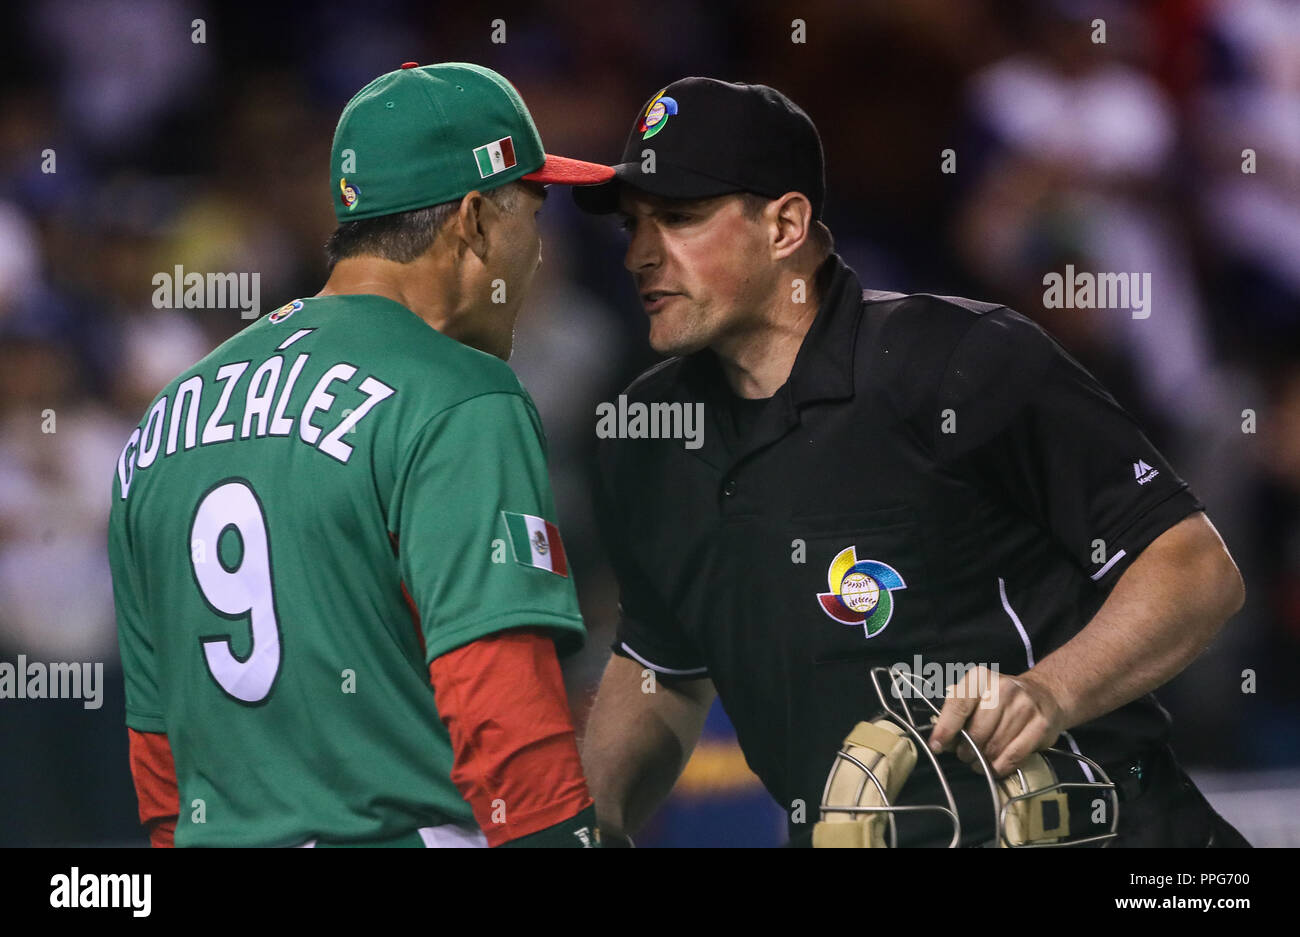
[815, 667, 1119, 847]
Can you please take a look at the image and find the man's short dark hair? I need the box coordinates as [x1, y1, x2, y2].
[324, 184, 519, 268]
[738, 192, 834, 258]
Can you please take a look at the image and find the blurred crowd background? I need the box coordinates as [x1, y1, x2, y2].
[1, 0, 1297, 846]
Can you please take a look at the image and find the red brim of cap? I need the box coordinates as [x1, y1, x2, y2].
[522, 153, 615, 185]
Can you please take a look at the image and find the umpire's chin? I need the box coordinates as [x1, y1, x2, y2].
[644, 296, 715, 358]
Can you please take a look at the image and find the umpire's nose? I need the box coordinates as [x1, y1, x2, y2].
[624, 217, 662, 276]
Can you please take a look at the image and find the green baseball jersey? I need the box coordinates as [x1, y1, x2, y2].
[108, 294, 586, 847]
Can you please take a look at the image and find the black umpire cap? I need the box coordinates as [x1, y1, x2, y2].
[573, 77, 826, 219]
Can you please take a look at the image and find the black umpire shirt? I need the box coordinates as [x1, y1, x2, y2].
[595, 253, 1204, 846]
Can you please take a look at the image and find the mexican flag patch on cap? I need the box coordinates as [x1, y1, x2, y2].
[474, 136, 517, 178]
[503, 511, 568, 576]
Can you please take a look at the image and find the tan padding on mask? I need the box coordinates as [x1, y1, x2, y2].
[998, 752, 1069, 846]
[813, 719, 917, 848]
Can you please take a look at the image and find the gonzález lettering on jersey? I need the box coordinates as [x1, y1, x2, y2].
[116, 352, 396, 499]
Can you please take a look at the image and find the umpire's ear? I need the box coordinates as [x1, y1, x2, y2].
[767, 191, 814, 262]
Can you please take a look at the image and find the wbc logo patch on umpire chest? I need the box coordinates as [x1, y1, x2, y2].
[817, 546, 906, 638]
[502, 511, 569, 577]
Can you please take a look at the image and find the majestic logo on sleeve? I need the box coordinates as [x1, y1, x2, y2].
[817, 546, 906, 638]
[1133, 459, 1159, 485]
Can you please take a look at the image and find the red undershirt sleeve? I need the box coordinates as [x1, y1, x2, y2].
[428, 628, 593, 847]
[127, 728, 179, 848]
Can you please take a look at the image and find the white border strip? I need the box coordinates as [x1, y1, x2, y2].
[297, 824, 487, 848]
[417, 824, 488, 848]
[619, 642, 708, 676]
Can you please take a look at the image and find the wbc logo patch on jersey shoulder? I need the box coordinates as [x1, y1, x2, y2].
[817, 546, 906, 638]
[502, 511, 569, 577]
[269, 299, 304, 323]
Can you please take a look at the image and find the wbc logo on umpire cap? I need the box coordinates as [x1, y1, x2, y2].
[817, 546, 906, 639]
[638, 90, 678, 140]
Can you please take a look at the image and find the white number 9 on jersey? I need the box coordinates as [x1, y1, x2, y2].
[190, 479, 282, 703]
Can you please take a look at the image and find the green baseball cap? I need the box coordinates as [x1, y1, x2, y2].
[330, 61, 613, 221]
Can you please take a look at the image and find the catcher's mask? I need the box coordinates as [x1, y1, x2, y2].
[814, 667, 1119, 848]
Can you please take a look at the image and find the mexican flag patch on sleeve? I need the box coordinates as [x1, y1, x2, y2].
[502, 511, 569, 577]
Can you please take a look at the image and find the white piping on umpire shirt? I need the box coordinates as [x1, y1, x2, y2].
[1089, 548, 1127, 582]
[619, 642, 709, 676]
[997, 577, 1096, 783]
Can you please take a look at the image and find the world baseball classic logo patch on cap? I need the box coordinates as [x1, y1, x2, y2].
[573, 77, 823, 216]
[474, 136, 517, 178]
[817, 546, 906, 638]
[502, 511, 569, 576]
[638, 90, 678, 139]
[339, 177, 360, 210]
